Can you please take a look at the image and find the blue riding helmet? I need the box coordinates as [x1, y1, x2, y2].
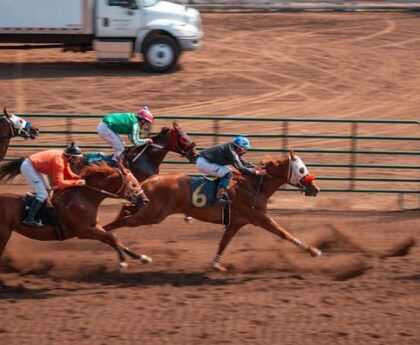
[232, 136, 251, 150]
[64, 141, 83, 157]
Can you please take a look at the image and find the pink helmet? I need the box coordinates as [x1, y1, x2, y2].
[136, 106, 153, 123]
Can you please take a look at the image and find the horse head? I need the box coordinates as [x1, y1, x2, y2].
[3, 107, 39, 140]
[80, 162, 144, 204]
[288, 149, 319, 196]
[261, 150, 320, 196]
[167, 121, 198, 163]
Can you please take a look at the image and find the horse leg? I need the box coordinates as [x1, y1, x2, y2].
[75, 226, 128, 271]
[104, 205, 171, 232]
[0, 226, 12, 260]
[95, 224, 152, 264]
[253, 213, 321, 257]
[121, 247, 152, 264]
[212, 224, 242, 272]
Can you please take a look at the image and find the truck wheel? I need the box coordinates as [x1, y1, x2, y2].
[143, 35, 179, 73]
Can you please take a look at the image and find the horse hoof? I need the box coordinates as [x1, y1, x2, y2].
[119, 262, 128, 272]
[309, 247, 322, 257]
[140, 255, 152, 264]
[212, 262, 227, 272]
[184, 216, 193, 224]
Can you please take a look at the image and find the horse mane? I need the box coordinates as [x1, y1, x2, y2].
[80, 163, 117, 179]
[151, 126, 171, 141]
[259, 156, 288, 168]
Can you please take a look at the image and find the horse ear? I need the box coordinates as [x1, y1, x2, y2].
[172, 121, 179, 129]
[3, 107, 11, 118]
[289, 149, 296, 161]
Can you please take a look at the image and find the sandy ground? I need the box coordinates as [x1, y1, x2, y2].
[0, 12, 419, 345]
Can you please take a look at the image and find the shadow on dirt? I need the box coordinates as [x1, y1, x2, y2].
[64, 269, 239, 288]
[0, 61, 181, 80]
[0, 271, 239, 300]
[0, 280, 55, 300]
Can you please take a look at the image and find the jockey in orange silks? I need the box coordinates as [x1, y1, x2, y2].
[20, 142, 85, 227]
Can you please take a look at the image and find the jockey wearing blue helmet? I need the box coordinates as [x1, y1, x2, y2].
[196, 135, 264, 205]
[232, 135, 251, 151]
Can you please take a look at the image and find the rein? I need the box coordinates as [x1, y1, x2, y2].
[83, 170, 127, 199]
[252, 175, 264, 209]
[132, 143, 165, 162]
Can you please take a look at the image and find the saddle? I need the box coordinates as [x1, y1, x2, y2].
[22, 193, 64, 240]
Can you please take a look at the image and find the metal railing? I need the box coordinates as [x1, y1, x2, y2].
[7, 114, 420, 197]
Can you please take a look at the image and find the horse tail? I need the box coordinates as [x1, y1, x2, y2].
[0, 158, 24, 183]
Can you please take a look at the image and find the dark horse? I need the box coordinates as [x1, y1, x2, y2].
[104, 150, 322, 271]
[80, 121, 197, 182]
[124, 121, 197, 181]
[0, 161, 150, 270]
[0, 107, 39, 162]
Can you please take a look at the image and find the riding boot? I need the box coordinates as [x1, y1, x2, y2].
[108, 158, 119, 168]
[215, 172, 233, 205]
[22, 199, 44, 227]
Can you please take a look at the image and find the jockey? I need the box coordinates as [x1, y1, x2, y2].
[20, 142, 86, 227]
[97, 106, 154, 162]
[196, 136, 264, 204]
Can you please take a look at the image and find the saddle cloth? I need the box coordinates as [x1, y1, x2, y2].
[22, 193, 64, 240]
[190, 176, 219, 208]
[190, 176, 231, 226]
[84, 152, 115, 165]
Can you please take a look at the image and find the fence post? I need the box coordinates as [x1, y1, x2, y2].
[213, 119, 220, 145]
[349, 122, 358, 190]
[282, 121, 289, 152]
[66, 116, 72, 144]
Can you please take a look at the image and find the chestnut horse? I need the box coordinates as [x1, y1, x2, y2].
[104, 151, 322, 271]
[0, 107, 39, 162]
[0, 162, 150, 270]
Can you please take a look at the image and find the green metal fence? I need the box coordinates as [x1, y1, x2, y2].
[8, 114, 420, 196]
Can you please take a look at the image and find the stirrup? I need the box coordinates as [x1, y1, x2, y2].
[215, 198, 231, 206]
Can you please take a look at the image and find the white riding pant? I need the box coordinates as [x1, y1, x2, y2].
[20, 158, 50, 202]
[97, 121, 125, 160]
[196, 157, 231, 178]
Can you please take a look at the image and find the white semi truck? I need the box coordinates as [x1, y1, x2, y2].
[0, 0, 202, 72]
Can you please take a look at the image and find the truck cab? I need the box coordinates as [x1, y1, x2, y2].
[95, 0, 202, 71]
[0, 0, 203, 72]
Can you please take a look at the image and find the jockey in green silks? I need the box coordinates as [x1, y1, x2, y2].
[97, 106, 154, 162]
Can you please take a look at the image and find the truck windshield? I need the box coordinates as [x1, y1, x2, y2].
[139, 0, 159, 7]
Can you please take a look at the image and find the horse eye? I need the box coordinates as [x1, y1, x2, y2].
[299, 168, 305, 174]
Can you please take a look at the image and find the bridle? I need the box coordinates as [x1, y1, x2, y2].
[168, 127, 196, 156]
[84, 169, 141, 202]
[1, 115, 33, 139]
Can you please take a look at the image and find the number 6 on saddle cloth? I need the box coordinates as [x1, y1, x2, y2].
[190, 176, 231, 225]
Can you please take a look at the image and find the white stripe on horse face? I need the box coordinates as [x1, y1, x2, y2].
[289, 155, 309, 186]
[8, 114, 27, 130]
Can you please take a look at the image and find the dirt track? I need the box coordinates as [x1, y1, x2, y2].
[0, 12, 419, 345]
